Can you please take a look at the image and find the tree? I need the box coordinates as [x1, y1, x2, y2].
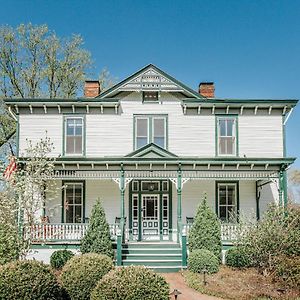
[80, 199, 114, 258]
[0, 136, 57, 256]
[288, 168, 300, 203]
[188, 194, 222, 259]
[0, 23, 92, 153]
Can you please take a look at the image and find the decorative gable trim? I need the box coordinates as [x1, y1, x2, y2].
[97, 64, 203, 99]
[125, 143, 178, 158]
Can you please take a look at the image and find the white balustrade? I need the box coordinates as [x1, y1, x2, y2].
[25, 223, 119, 242]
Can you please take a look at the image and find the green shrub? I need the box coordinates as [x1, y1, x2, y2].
[188, 249, 219, 274]
[60, 253, 113, 300]
[91, 265, 169, 300]
[238, 204, 300, 271]
[188, 195, 222, 259]
[0, 222, 21, 265]
[50, 249, 75, 269]
[274, 255, 300, 288]
[80, 199, 114, 258]
[225, 247, 251, 268]
[0, 260, 64, 300]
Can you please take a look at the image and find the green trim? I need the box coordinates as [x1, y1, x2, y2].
[62, 115, 86, 157]
[30, 244, 80, 250]
[16, 114, 19, 156]
[215, 115, 239, 158]
[128, 180, 172, 241]
[215, 181, 240, 220]
[97, 64, 203, 99]
[181, 234, 187, 267]
[5, 98, 120, 104]
[255, 181, 260, 220]
[182, 98, 298, 105]
[133, 115, 168, 151]
[283, 170, 288, 208]
[177, 165, 182, 222]
[126, 143, 177, 158]
[61, 180, 86, 223]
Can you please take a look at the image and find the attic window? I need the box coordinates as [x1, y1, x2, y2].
[143, 91, 159, 102]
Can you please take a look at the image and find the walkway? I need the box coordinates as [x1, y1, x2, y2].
[163, 273, 222, 300]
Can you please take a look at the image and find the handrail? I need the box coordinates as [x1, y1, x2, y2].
[177, 220, 187, 267]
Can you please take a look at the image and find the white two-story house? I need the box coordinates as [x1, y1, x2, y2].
[5, 64, 297, 270]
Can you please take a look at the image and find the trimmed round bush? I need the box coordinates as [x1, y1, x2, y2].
[50, 249, 75, 269]
[91, 265, 169, 300]
[226, 247, 251, 268]
[188, 249, 219, 274]
[60, 253, 113, 300]
[0, 260, 63, 300]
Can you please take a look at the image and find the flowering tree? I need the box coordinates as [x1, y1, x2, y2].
[0, 136, 57, 259]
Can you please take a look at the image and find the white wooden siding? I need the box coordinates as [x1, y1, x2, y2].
[86, 92, 215, 157]
[19, 115, 62, 157]
[259, 179, 279, 214]
[239, 116, 283, 157]
[239, 181, 257, 219]
[18, 93, 284, 158]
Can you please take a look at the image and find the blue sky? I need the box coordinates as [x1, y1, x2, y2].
[0, 0, 299, 166]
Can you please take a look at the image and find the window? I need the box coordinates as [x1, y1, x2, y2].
[217, 183, 238, 221]
[64, 182, 84, 223]
[143, 91, 159, 102]
[217, 117, 237, 156]
[134, 116, 167, 150]
[65, 117, 84, 155]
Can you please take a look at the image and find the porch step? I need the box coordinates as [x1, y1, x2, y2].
[121, 242, 183, 272]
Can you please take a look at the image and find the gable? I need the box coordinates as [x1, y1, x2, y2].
[98, 64, 202, 99]
[125, 143, 178, 159]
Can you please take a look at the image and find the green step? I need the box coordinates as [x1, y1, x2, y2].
[122, 254, 181, 260]
[123, 243, 180, 249]
[122, 259, 182, 267]
[122, 248, 182, 255]
[146, 266, 185, 273]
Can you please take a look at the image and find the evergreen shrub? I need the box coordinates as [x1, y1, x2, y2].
[60, 253, 113, 300]
[80, 199, 114, 258]
[188, 195, 222, 258]
[0, 260, 63, 300]
[0, 222, 21, 265]
[188, 249, 219, 274]
[91, 266, 169, 300]
[50, 249, 74, 269]
[225, 247, 251, 268]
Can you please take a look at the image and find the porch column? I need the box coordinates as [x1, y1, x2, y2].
[120, 164, 125, 221]
[177, 164, 182, 223]
[278, 169, 284, 207]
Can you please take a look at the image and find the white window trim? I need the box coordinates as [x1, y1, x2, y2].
[152, 116, 167, 149]
[135, 117, 150, 150]
[217, 182, 237, 221]
[217, 117, 237, 157]
[64, 116, 84, 156]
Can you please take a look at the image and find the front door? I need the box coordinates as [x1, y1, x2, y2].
[142, 194, 159, 240]
[130, 180, 172, 241]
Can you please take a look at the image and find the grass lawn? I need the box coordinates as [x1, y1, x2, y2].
[183, 266, 300, 300]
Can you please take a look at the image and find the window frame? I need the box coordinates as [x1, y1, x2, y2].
[215, 181, 239, 222]
[216, 115, 238, 157]
[134, 115, 168, 150]
[61, 181, 85, 224]
[63, 115, 85, 157]
[142, 91, 159, 103]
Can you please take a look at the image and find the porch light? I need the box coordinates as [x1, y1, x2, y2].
[170, 289, 182, 299]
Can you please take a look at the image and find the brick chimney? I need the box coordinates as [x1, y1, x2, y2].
[199, 82, 215, 98]
[84, 80, 100, 98]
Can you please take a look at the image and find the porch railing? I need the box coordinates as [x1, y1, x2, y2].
[24, 222, 240, 243]
[24, 223, 119, 242]
[186, 222, 239, 242]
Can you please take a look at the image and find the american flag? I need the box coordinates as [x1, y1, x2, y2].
[3, 157, 17, 181]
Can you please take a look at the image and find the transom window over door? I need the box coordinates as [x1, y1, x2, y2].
[217, 117, 237, 156]
[217, 182, 238, 221]
[134, 115, 167, 150]
[65, 117, 84, 155]
[64, 182, 84, 223]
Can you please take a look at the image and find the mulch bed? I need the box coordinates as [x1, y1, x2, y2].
[183, 266, 300, 300]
